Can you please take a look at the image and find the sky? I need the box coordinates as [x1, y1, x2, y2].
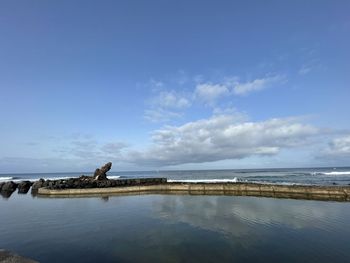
[0, 0, 349, 173]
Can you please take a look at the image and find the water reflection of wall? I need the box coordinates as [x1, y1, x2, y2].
[152, 195, 349, 238]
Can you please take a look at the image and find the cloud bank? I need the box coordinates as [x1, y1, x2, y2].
[127, 114, 319, 166]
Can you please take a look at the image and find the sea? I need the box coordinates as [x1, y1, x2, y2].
[1, 166, 350, 185]
[1, 167, 350, 263]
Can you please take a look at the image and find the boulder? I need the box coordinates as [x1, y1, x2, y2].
[1, 181, 18, 192]
[31, 178, 45, 193]
[93, 162, 112, 180]
[0, 182, 4, 191]
[18, 181, 33, 194]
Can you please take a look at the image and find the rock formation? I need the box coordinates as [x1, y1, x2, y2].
[1, 181, 18, 192]
[18, 181, 33, 194]
[31, 178, 45, 194]
[2, 162, 167, 197]
[93, 162, 112, 180]
[0, 181, 18, 198]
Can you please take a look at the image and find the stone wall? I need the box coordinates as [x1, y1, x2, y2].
[37, 182, 350, 202]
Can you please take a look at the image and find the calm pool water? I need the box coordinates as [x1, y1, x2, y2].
[1, 194, 350, 262]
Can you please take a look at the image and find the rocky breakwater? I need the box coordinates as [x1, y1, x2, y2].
[31, 162, 166, 194]
[0, 162, 167, 198]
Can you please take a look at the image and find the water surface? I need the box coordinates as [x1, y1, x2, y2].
[1, 193, 350, 262]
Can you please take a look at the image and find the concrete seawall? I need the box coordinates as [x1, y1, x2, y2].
[37, 183, 350, 201]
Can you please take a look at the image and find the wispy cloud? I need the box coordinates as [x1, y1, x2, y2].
[151, 90, 191, 109]
[322, 135, 350, 158]
[144, 79, 192, 123]
[101, 142, 129, 154]
[56, 134, 129, 160]
[298, 64, 312, 75]
[144, 108, 182, 123]
[144, 73, 286, 122]
[194, 83, 229, 105]
[232, 75, 285, 95]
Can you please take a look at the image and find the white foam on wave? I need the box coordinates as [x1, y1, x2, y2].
[2, 175, 121, 183]
[11, 176, 74, 183]
[323, 171, 350, 175]
[12, 175, 121, 182]
[167, 178, 307, 186]
[248, 180, 305, 186]
[168, 178, 240, 183]
[0, 176, 14, 182]
[107, 175, 121, 179]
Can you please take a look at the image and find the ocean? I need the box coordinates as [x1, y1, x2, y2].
[1, 167, 350, 185]
[1, 167, 350, 262]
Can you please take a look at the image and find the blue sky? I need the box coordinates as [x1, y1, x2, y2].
[0, 0, 349, 173]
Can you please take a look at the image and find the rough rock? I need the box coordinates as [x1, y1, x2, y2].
[0, 182, 4, 191]
[0, 249, 38, 263]
[31, 178, 45, 194]
[18, 181, 33, 194]
[27, 162, 166, 191]
[43, 177, 167, 190]
[1, 181, 18, 192]
[93, 162, 112, 180]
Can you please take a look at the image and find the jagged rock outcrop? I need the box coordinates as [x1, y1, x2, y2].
[93, 162, 112, 180]
[0, 181, 18, 198]
[43, 177, 167, 190]
[2, 162, 168, 198]
[18, 181, 33, 194]
[1, 181, 18, 192]
[31, 178, 46, 195]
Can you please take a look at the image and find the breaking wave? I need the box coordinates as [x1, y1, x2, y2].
[0, 176, 14, 182]
[168, 178, 241, 183]
[107, 175, 121, 179]
[167, 178, 302, 185]
[1, 175, 121, 183]
[312, 171, 350, 176]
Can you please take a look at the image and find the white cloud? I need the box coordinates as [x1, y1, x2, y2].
[144, 73, 285, 123]
[101, 142, 129, 154]
[56, 135, 129, 160]
[233, 75, 284, 95]
[149, 79, 164, 91]
[69, 139, 99, 158]
[145, 89, 191, 123]
[127, 114, 319, 166]
[154, 91, 191, 109]
[144, 108, 182, 123]
[324, 135, 350, 157]
[298, 65, 312, 75]
[194, 83, 229, 105]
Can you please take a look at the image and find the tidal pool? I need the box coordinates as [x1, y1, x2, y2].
[1, 194, 350, 262]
